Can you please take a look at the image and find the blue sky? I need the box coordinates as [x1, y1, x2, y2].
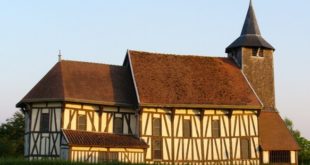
[1, 0, 309, 138]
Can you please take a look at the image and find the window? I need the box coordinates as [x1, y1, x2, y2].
[241, 138, 251, 159]
[152, 118, 161, 136]
[113, 115, 123, 134]
[270, 151, 290, 163]
[152, 138, 162, 160]
[98, 152, 118, 162]
[40, 113, 49, 132]
[152, 118, 162, 159]
[183, 119, 191, 138]
[212, 120, 220, 137]
[77, 114, 87, 131]
[252, 48, 264, 57]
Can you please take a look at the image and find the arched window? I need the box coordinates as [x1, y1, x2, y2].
[252, 48, 264, 57]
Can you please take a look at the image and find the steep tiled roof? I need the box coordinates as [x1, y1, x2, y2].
[18, 50, 262, 109]
[17, 60, 137, 107]
[128, 50, 261, 109]
[259, 111, 300, 150]
[62, 129, 148, 148]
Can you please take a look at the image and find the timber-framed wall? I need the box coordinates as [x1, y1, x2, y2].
[24, 102, 62, 159]
[24, 102, 139, 160]
[140, 107, 260, 164]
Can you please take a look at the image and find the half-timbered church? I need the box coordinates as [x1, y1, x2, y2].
[17, 1, 300, 165]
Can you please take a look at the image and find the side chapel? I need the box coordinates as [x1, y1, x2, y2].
[17, 1, 299, 164]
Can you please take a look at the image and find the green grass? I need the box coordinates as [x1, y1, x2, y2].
[0, 158, 136, 165]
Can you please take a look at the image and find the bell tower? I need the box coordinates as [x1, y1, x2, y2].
[226, 0, 276, 111]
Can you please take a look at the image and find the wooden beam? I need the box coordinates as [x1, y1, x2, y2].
[171, 108, 175, 164]
[99, 105, 103, 132]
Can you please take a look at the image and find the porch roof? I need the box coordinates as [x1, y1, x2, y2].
[62, 129, 148, 149]
[259, 111, 300, 151]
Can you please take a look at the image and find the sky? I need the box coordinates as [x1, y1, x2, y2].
[0, 0, 309, 139]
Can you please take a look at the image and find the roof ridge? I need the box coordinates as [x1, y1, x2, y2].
[61, 59, 123, 68]
[129, 49, 226, 59]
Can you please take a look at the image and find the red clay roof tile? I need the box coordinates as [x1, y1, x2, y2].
[17, 60, 137, 107]
[62, 129, 148, 148]
[18, 50, 262, 109]
[128, 50, 261, 108]
[259, 111, 300, 150]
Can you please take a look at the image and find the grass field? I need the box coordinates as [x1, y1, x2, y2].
[2, 158, 310, 165]
[0, 158, 135, 165]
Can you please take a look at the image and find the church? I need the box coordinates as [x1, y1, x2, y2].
[17, 1, 299, 164]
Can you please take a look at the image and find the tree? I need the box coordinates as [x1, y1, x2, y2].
[284, 118, 310, 161]
[0, 111, 24, 157]
[284, 118, 301, 138]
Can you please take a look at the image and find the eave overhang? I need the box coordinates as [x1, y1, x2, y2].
[139, 103, 262, 110]
[16, 98, 135, 108]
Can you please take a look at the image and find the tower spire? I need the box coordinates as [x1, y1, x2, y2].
[225, 0, 274, 52]
[241, 0, 261, 36]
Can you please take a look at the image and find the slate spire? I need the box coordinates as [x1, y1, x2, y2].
[226, 0, 274, 52]
[241, 0, 261, 36]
